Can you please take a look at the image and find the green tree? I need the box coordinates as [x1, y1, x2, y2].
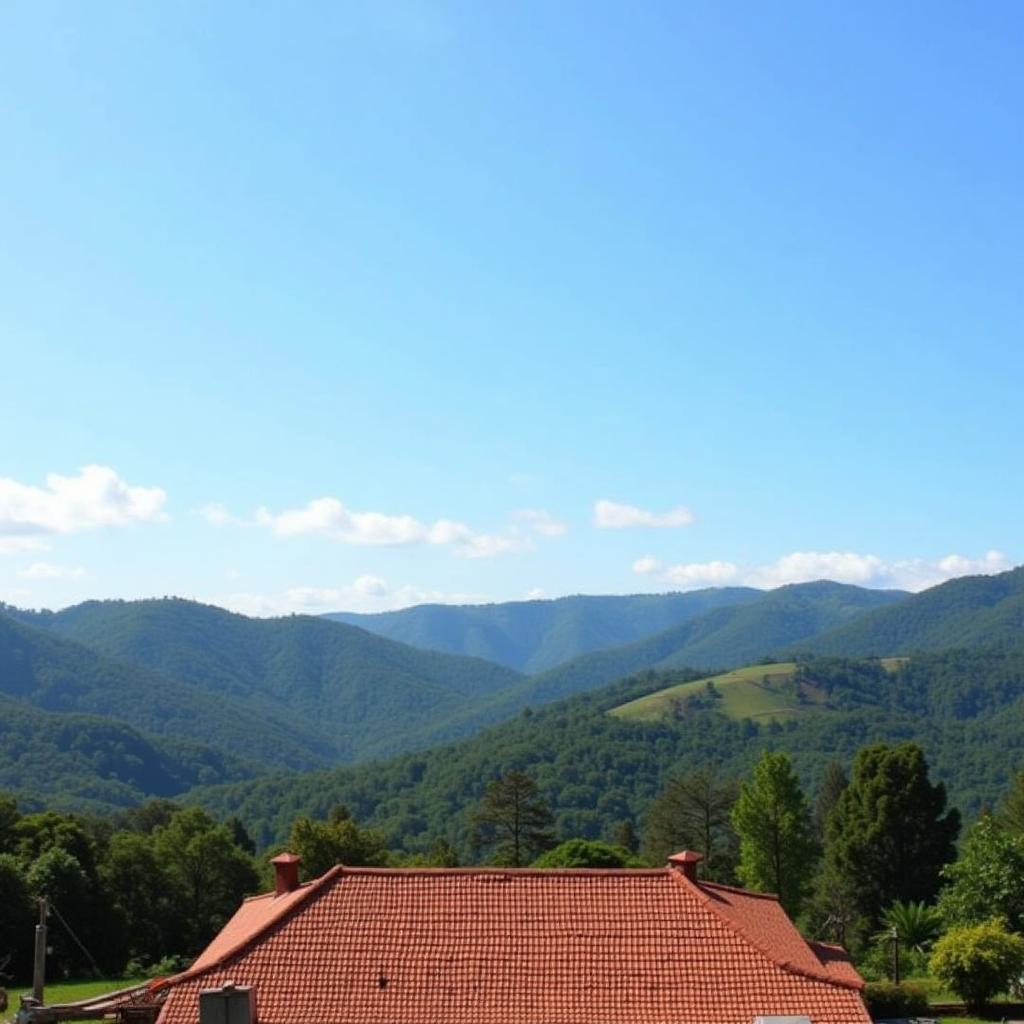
[100, 831, 181, 965]
[115, 800, 181, 835]
[25, 847, 117, 976]
[611, 820, 639, 854]
[13, 812, 97, 876]
[152, 807, 259, 954]
[731, 751, 817, 917]
[938, 815, 1024, 933]
[532, 839, 638, 868]
[226, 816, 256, 856]
[400, 838, 460, 867]
[470, 772, 554, 867]
[0, 854, 34, 982]
[930, 920, 1024, 1012]
[0, 794, 20, 855]
[878, 900, 943, 955]
[819, 742, 959, 931]
[288, 815, 390, 877]
[643, 769, 738, 879]
[999, 764, 1024, 834]
[813, 761, 848, 839]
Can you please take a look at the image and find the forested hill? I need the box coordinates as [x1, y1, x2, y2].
[786, 565, 1024, 658]
[3, 599, 528, 764]
[507, 581, 907, 703]
[0, 694, 255, 811]
[324, 588, 763, 672]
[188, 647, 1024, 853]
[0, 611, 335, 771]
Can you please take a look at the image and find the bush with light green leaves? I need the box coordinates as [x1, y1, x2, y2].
[929, 919, 1024, 1011]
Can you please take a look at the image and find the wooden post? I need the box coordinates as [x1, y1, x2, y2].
[32, 897, 47, 1004]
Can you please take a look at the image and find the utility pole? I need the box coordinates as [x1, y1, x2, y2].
[32, 897, 47, 1004]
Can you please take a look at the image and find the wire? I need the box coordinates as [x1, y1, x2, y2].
[47, 902, 103, 979]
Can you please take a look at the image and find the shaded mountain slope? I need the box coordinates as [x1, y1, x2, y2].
[787, 565, 1024, 657]
[0, 612, 336, 769]
[324, 589, 763, 672]
[8, 598, 525, 762]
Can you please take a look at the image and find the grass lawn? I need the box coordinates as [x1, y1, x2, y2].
[5, 977, 144, 1012]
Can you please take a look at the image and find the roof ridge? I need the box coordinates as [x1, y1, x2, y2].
[335, 865, 667, 877]
[669, 872, 862, 992]
[700, 879, 781, 900]
[152, 865, 345, 997]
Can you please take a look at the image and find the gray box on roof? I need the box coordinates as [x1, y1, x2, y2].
[199, 983, 256, 1024]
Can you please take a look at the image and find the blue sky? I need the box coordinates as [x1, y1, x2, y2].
[1, 1, 1021, 615]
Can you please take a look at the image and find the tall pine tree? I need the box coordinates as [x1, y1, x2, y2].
[643, 768, 738, 879]
[819, 742, 959, 934]
[731, 751, 817, 917]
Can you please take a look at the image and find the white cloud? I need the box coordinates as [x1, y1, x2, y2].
[213, 576, 489, 617]
[594, 499, 695, 529]
[0, 536, 49, 554]
[525, 587, 545, 600]
[0, 466, 166, 543]
[746, 551, 884, 588]
[512, 509, 569, 538]
[632, 548, 1012, 593]
[664, 560, 741, 586]
[632, 556, 663, 575]
[17, 562, 85, 580]
[247, 496, 562, 559]
[198, 503, 240, 526]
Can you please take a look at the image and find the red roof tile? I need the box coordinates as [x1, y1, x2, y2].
[154, 865, 868, 1024]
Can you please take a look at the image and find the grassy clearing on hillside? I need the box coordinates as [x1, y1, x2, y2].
[610, 659, 906, 723]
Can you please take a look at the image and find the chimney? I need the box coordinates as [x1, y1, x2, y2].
[271, 852, 302, 895]
[667, 850, 703, 883]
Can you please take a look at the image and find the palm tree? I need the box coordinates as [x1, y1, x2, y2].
[877, 900, 943, 954]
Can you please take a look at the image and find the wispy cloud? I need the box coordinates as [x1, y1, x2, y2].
[213, 575, 488, 617]
[594, 499, 695, 529]
[512, 508, 568, 538]
[254, 497, 520, 558]
[205, 495, 567, 560]
[633, 548, 1011, 592]
[197, 503, 243, 527]
[0, 536, 49, 554]
[17, 561, 86, 580]
[0, 466, 166, 547]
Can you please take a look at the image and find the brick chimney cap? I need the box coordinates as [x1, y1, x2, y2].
[271, 852, 302, 865]
[668, 850, 704, 865]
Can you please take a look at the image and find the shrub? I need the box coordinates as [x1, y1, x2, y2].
[531, 839, 640, 868]
[929, 920, 1024, 1011]
[861, 980, 929, 1018]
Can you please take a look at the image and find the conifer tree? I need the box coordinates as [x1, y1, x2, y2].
[470, 772, 554, 866]
[643, 769, 738, 879]
[818, 742, 958, 932]
[813, 761, 848, 839]
[731, 751, 817, 916]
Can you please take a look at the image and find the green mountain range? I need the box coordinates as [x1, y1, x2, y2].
[2, 600, 526, 768]
[785, 565, 1024, 657]
[188, 645, 1024, 852]
[511, 580, 907, 702]
[2, 567, 1021, 819]
[324, 588, 763, 672]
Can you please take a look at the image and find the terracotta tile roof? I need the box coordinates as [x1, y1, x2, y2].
[153, 865, 869, 1024]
